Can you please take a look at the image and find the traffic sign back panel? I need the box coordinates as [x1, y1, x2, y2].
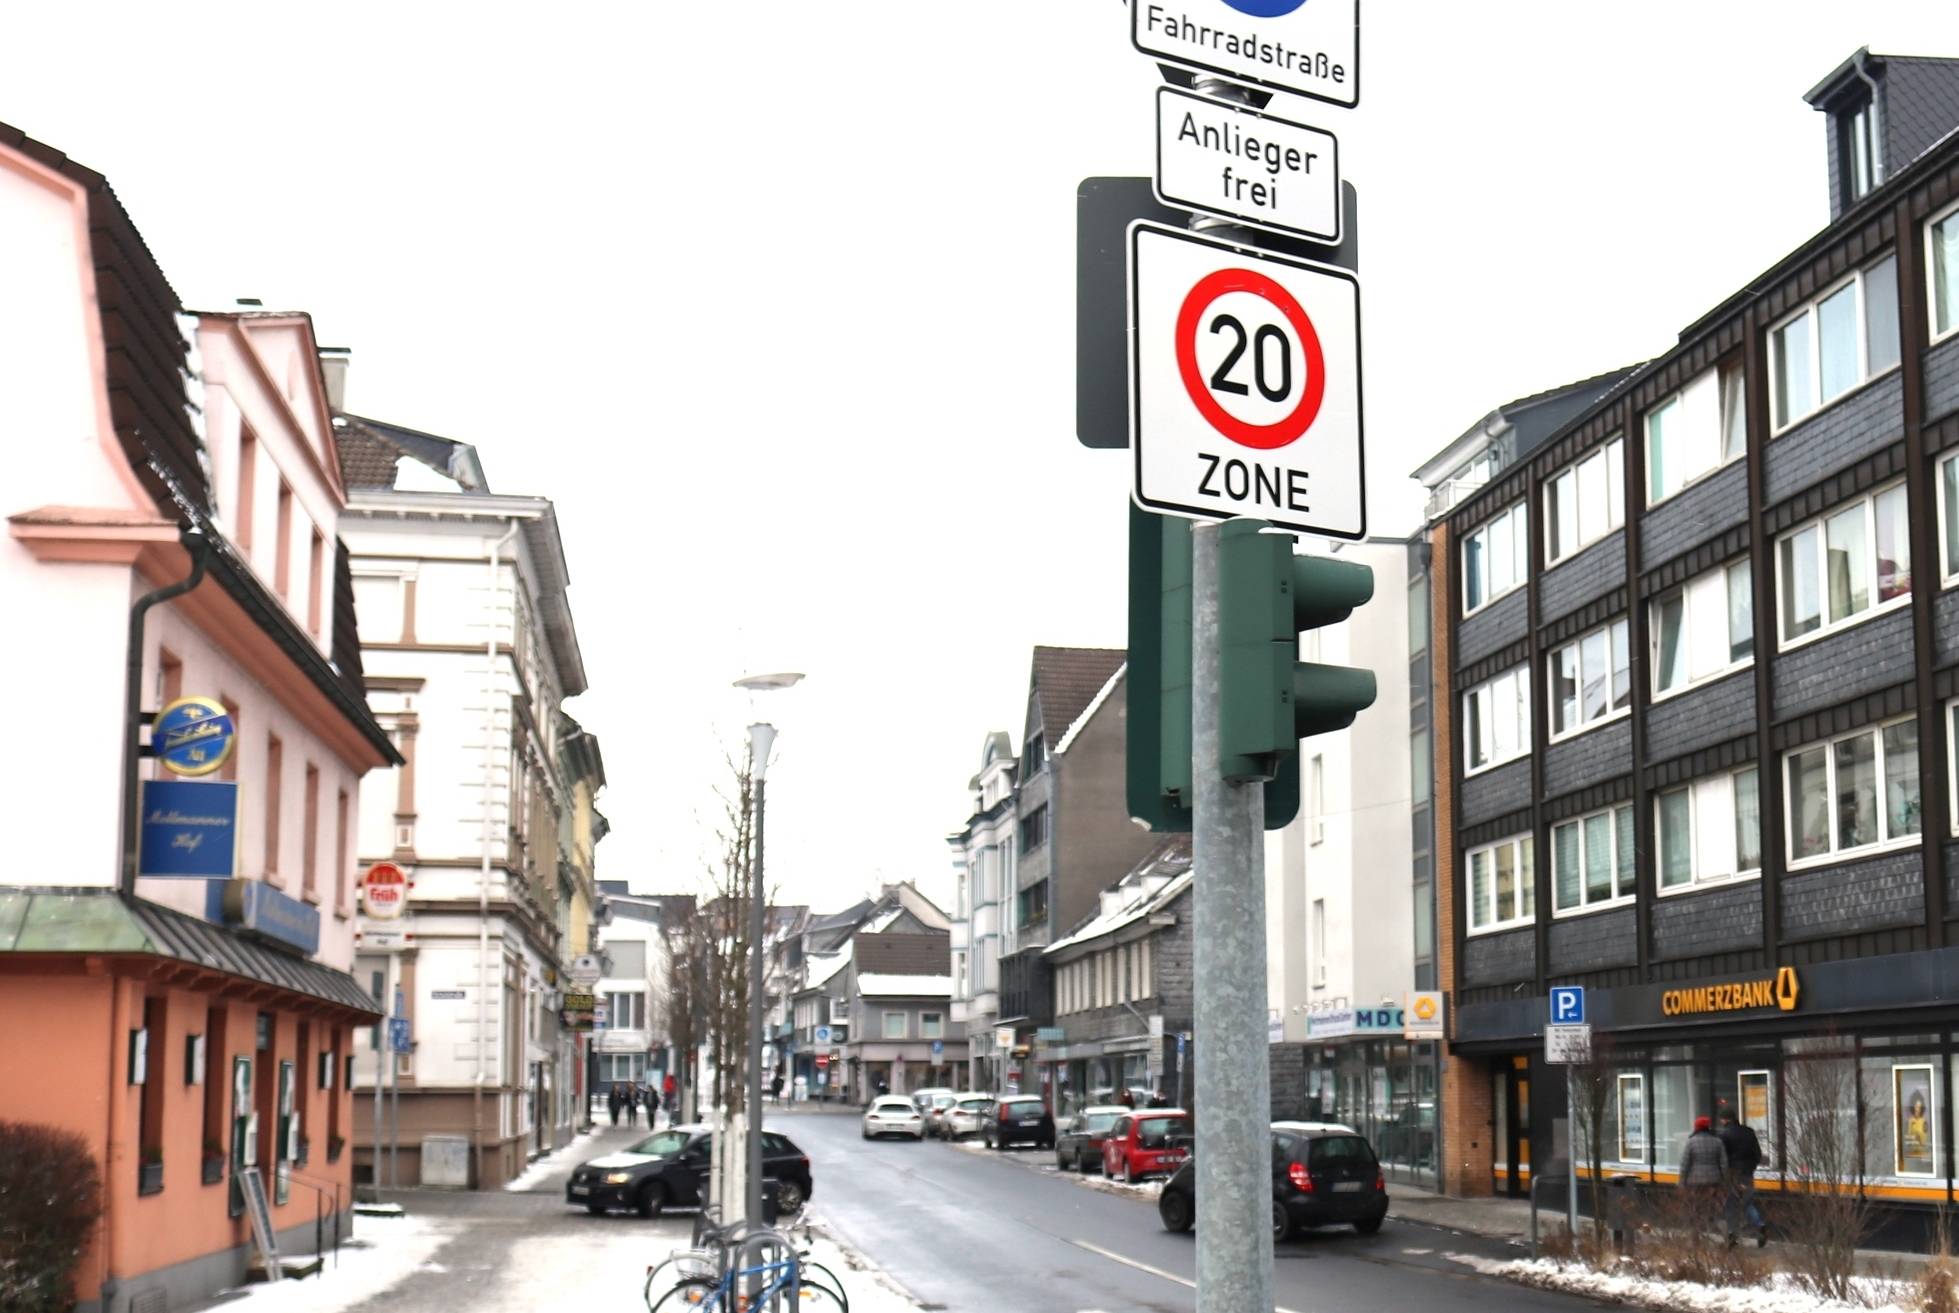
[1129, 222, 1364, 539]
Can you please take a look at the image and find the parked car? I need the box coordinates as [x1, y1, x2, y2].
[1102, 1110, 1192, 1182]
[1054, 1105, 1128, 1173]
[863, 1095, 926, 1140]
[943, 1093, 992, 1141]
[566, 1125, 813, 1218]
[982, 1095, 1055, 1151]
[1157, 1125, 1386, 1241]
[910, 1086, 955, 1116]
[922, 1092, 959, 1138]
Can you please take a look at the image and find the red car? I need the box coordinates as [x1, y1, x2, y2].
[1102, 1109, 1192, 1183]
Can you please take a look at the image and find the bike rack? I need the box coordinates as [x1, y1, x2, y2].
[734, 1228, 800, 1311]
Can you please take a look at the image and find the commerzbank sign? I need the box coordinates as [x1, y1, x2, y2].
[1660, 966, 1800, 1018]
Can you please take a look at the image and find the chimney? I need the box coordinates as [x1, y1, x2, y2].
[318, 347, 351, 414]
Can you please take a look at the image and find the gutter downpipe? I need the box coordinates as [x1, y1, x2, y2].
[477, 520, 520, 1189]
[120, 526, 211, 896]
[1853, 50, 1885, 190]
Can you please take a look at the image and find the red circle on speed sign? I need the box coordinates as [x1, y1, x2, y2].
[1174, 266, 1327, 450]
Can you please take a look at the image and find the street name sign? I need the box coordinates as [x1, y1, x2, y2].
[1156, 87, 1338, 241]
[1130, 221, 1364, 538]
[1133, 0, 1359, 108]
[1545, 1023, 1592, 1065]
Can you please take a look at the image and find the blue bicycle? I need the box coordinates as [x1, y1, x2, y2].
[650, 1250, 845, 1311]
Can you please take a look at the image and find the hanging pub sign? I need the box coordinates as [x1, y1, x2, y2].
[138, 779, 239, 878]
[153, 696, 237, 777]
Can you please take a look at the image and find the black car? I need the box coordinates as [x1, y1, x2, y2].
[566, 1125, 813, 1218]
[1157, 1126, 1387, 1241]
[981, 1095, 1054, 1150]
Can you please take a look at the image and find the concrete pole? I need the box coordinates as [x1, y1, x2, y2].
[746, 772, 767, 1225]
[1190, 521, 1274, 1313]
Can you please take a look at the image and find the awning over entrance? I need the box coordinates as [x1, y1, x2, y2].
[0, 887, 381, 1016]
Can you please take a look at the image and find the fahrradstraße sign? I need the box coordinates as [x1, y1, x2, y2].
[1133, 0, 1359, 108]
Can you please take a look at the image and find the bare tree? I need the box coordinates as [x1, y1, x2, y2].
[1565, 1033, 1618, 1259]
[1781, 1036, 1871, 1303]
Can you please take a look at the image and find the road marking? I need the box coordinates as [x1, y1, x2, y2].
[1066, 1239, 1304, 1313]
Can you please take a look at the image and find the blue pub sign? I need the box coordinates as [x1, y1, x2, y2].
[137, 779, 238, 878]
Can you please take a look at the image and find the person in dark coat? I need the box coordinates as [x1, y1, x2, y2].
[608, 1083, 622, 1126]
[1718, 1112, 1767, 1247]
[625, 1081, 640, 1127]
[1678, 1115, 1728, 1224]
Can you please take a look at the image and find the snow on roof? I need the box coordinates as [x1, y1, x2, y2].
[856, 973, 952, 997]
[806, 943, 852, 989]
[1054, 662, 1125, 755]
[1045, 869, 1192, 955]
[864, 906, 904, 934]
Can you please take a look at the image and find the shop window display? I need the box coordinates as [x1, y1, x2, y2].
[1857, 1048, 1943, 1184]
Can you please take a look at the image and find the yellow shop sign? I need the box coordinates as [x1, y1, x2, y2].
[1661, 966, 1800, 1018]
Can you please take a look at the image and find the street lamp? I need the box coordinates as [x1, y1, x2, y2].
[734, 672, 802, 1226]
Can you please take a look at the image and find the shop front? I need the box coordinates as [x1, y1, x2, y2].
[1454, 952, 1959, 1213]
[1286, 1006, 1441, 1188]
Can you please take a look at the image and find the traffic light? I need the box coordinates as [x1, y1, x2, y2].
[1129, 507, 1306, 830]
[1218, 518, 1376, 784]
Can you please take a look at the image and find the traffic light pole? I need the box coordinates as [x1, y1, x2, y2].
[1190, 520, 1275, 1313]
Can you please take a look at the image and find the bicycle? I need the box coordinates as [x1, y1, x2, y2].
[650, 1251, 847, 1311]
[646, 1212, 847, 1313]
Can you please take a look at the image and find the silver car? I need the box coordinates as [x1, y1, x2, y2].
[862, 1095, 925, 1141]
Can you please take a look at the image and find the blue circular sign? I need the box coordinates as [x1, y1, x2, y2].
[1222, 0, 1309, 15]
[154, 696, 237, 777]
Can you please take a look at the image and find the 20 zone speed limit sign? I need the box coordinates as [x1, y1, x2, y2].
[1129, 222, 1365, 539]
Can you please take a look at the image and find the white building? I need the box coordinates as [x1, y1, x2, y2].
[591, 883, 673, 1097]
[1264, 535, 1418, 1151]
[335, 410, 593, 1188]
[945, 730, 1016, 1091]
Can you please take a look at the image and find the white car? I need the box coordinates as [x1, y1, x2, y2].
[942, 1092, 993, 1141]
[862, 1095, 925, 1141]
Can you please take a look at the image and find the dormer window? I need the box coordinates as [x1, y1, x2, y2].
[1843, 97, 1879, 201]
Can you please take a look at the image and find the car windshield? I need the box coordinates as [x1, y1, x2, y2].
[873, 1099, 913, 1111]
[1136, 1116, 1183, 1140]
[1008, 1102, 1044, 1121]
[1082, 1112, 1122, 1134]
[627, 1130, 693, 1157]
[1307, 1136, 1377, 1168]
[932, 1095, 956, 1109]
[956, 1099, 989, 1112]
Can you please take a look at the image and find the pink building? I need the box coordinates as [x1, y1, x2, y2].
[0, 122, 397, 1311]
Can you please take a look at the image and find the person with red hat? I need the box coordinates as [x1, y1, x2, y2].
[1678, 1114, 1729, 1227]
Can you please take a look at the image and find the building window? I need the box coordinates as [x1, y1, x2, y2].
[1310, 898, 1326, 987]
[1552, 803, 1635, 913]
[1466, 835, 1534, 934]
[1647, 364, 1746, 505]
[264, 734, 284, 882]
[1017, 882, 1048, 929]
[1308, 755, 1325, 845]
[236, 429, 258, 552]
[1776, 483, 1910, 646]
[334, 790, 350, 912]
[301, 764, 320, 897]
[1545, 437, 1623, 564]
[1932, 202, 1959, 342]
[1652, 559, 1753, 697]
[1770, 255, 1901, 431]
[603, 991, 645, 1031]
[1945, 703, 1959, 835]
[156, 648, 184, 708]
[921, 1012, 943, 1039]
[1018, 805, 1048, 855]
[1657, 766, 1762, 891]
[274, 483, 294, 597]
[1410, 729, 1431, 806]
[1407, 577, 1429, 655]
[1022, 734, 1046, 777]
[1547, 618, 1630, 739]
[1786, 719, 1920, 866]
[1463, 665, 1531, 774]
[883, 1011, 907, 1040]
[1938, 453, 1959, 586]
[307, 531, 325, 637]
[1843, 98, 1880, 202]
[829, 997, 848, 1025]
[1462, 502, 1528, 614]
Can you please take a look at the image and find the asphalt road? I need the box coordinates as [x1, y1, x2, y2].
[774, 1107, 1604, 1313]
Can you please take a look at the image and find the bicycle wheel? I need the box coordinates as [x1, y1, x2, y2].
[795, 1275, 847, 1309]
[650, 1277, 719, 1312]
[799, 1262, 848, 1313]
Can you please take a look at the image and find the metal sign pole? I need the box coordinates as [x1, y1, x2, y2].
[1190, 521, 1273, 1313]
[1567, 1063, 1578, 1243]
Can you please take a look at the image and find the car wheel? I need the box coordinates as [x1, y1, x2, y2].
[1079, 1152, 1094, 1176]
[1159, 1187, 1194, 1233]
[1116, 1157, 1132, 1184]
[775, 1179, 806, 1214]
[1271, 1201, 1292, 1243]
[1055, 1148, 1069, 1170]
[636, 1182, 667, 1219]
[1355, 1211, 1385, 1236]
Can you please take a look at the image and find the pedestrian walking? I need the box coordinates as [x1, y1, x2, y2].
[1678, 1115, 1728, 1229]
[625, 1081, 640, 1127]
[1718, 1111, 1767, 1247]
[608, 1083, 621, 1126]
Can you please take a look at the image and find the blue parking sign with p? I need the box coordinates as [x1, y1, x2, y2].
[1549, 986, 1585, 1024]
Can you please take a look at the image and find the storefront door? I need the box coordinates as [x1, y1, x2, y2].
[1493, 1056, 1531, 1198]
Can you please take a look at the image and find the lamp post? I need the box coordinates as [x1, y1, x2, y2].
[734, 673, 802, 1225]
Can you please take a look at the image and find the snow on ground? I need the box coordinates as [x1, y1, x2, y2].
[1452, 1253, 1916, 1313]
[801, 1220, 928, 1313]
[503, 1124, 603, 1191]
[202, 1213, 454, 1313]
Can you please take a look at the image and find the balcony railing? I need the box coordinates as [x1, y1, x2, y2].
[1425, 473, 1491, 521]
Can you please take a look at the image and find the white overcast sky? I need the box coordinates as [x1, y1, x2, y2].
[10, 3, 1954, 912]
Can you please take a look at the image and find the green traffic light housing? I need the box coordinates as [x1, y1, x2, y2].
[1219, 518, 1377, 783]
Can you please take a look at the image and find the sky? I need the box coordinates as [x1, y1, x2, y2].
[9, 2, 1955, 914]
